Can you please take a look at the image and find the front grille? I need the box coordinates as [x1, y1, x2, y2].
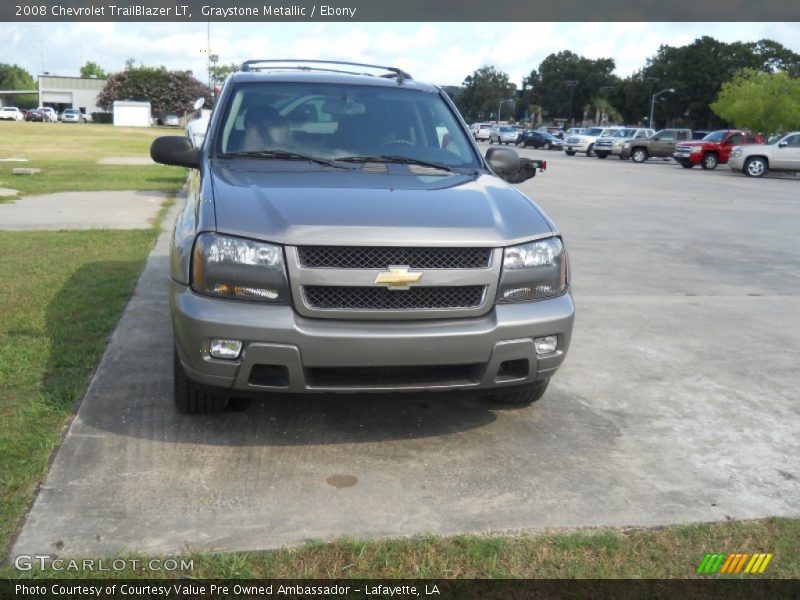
[297, 246, 491, 269]
[304, 285, 486, 310]
[566, 137, 580, 144]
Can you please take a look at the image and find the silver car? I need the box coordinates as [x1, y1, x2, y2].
[489, 125, 520, 145]
[728, 132, 800, 177]
[151, 60, 573, 414]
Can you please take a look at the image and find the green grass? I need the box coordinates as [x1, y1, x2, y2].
[0, 230, 161, 560]
[0, 122, 185, 201]
[4, 518, 799, 578]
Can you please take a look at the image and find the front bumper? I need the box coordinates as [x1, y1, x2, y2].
[728, 155, 745, 171]
[171, 281, 575, 394]
[564, 141, 592, 152]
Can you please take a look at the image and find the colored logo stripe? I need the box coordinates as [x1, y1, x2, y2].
[698, 553, 773, 574]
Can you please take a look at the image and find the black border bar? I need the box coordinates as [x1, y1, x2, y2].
[4, 0, 800, 22]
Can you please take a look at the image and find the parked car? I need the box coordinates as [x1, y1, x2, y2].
[150, 59, 570, 414]
[489, 125, 520, 145]
[60, 108, 86, 123]
[186, 115, 210, 148]
[537, 126, 565, 140]
[0, 106, 24, 121]
[517, 130, 563, 150]
[594, 128, 655, 159]
[563, 127, 585, 138]
[563, 127, 619, 157]
[470, 122, 492, 141]
[162, 114, 181, 127]
[36, 107, 57, 122]
[727, 132, 800, 177]
[619, 129, 692, 162]
[672, 130, 761, 170]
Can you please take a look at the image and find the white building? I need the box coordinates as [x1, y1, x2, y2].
[38, 75, 106, 115]
[112, 100, 152, 127]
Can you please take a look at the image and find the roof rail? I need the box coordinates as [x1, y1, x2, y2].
[240, 59, 412, 84]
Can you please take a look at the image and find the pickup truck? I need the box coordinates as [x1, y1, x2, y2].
[620, 129, 692, 162]
[673, 130, 761, 170]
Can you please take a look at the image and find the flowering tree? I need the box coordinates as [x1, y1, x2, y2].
[97, 67, 211, 116]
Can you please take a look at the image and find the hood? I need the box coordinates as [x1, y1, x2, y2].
[208, 161, 554, 247]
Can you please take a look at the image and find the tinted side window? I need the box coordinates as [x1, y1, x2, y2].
[657, 131, 675, 141]
[782, 134, 800, 147]
[727, 134, 743, 145]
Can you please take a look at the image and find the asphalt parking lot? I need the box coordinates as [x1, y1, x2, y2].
[12, 148, 800, 557]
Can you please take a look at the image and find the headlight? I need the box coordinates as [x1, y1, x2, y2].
[191, 233, 289, 303]
[731, 147, 742, 157]
[623, 142, 630, 148]
[497, 237, 568, 303]
[690, 146, 702, 154]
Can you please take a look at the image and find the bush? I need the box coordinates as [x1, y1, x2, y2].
[91, 112, 112, 124]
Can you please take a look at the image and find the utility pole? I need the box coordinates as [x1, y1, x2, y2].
[650, 88, 675, 129]
[565, 80, 578, 125]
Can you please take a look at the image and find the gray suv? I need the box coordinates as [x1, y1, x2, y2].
[151, 60, 574, 414]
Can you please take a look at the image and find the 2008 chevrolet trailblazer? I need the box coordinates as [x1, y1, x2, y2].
[151, 60, 574, 414]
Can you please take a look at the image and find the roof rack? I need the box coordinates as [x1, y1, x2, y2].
[240, 59, 412, 84]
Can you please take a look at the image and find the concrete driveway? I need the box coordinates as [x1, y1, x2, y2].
[0, 190, 167, 230]
[12, 151, 800, 557]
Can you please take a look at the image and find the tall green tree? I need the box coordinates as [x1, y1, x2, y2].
[0, 63, 37, 107]
[97, 66, 211, 116]
[711, 69, 800, 134]
[79, 61, 107, 79]
[455, 66, 516, 122]
[522, 51, 618, 124]
[633, 36, 800, 129]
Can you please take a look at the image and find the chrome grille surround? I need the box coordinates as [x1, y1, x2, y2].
[285, 246, 503, 320]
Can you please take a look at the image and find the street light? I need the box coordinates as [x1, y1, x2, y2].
[498, 98, 515, 123]
[565, 80, 578, 125]
[649, 88, 675, 129]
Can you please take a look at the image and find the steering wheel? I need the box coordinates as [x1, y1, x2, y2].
[381, 139, 415, 147]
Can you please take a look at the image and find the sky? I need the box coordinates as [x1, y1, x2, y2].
[3, 21, 800, 88]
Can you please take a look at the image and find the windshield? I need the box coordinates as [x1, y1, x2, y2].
[214, 82, 479, 168]
[612, 129, 636, 138]
[584, 128, 603, 136]
[702, 131, 727, 142]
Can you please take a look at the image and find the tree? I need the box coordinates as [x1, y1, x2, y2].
[634, 36, 800, 129]
[522, 51, 618, 125]
[97, 66, 211, 116]
[455, 66, 516, 122]
[209, 62, 239, 88]
[80, 61, 107, 79]
[711, 69, 800, 134]
[0, 63, 37, 108]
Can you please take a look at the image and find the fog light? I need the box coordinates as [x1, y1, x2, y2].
[534, 335, 558, 355]
[209, 339, 242, 359]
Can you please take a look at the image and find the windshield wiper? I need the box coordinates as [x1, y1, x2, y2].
[216, 150, 350, 169]
[336, 155, 455, 173]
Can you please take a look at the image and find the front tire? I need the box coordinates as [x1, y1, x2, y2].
[173, 350, 229, 414]
[631, 148, 648, 163]
[489, 379, 550, 406]
[680, 162, 694, 169]
[701, 153, 719, 170]
[596, 152, 608, 159]
[565, 150, 576, 156]
[586, 144, 596, 158]
[744, 157, 767, 177]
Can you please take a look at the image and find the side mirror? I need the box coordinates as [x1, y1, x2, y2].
[486, 147, 520, 179]
[193, 98, 205, 111]
[151, 136, 201, 169]
[778, 141, 788, 148]
[486, 148, 544, 183]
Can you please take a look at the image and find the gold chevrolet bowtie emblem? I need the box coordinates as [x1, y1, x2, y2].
[374, 266, 423, 290]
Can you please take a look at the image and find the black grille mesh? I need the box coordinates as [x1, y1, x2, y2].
[304, 286, 486, 310]
[298, 246, 491, 269]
